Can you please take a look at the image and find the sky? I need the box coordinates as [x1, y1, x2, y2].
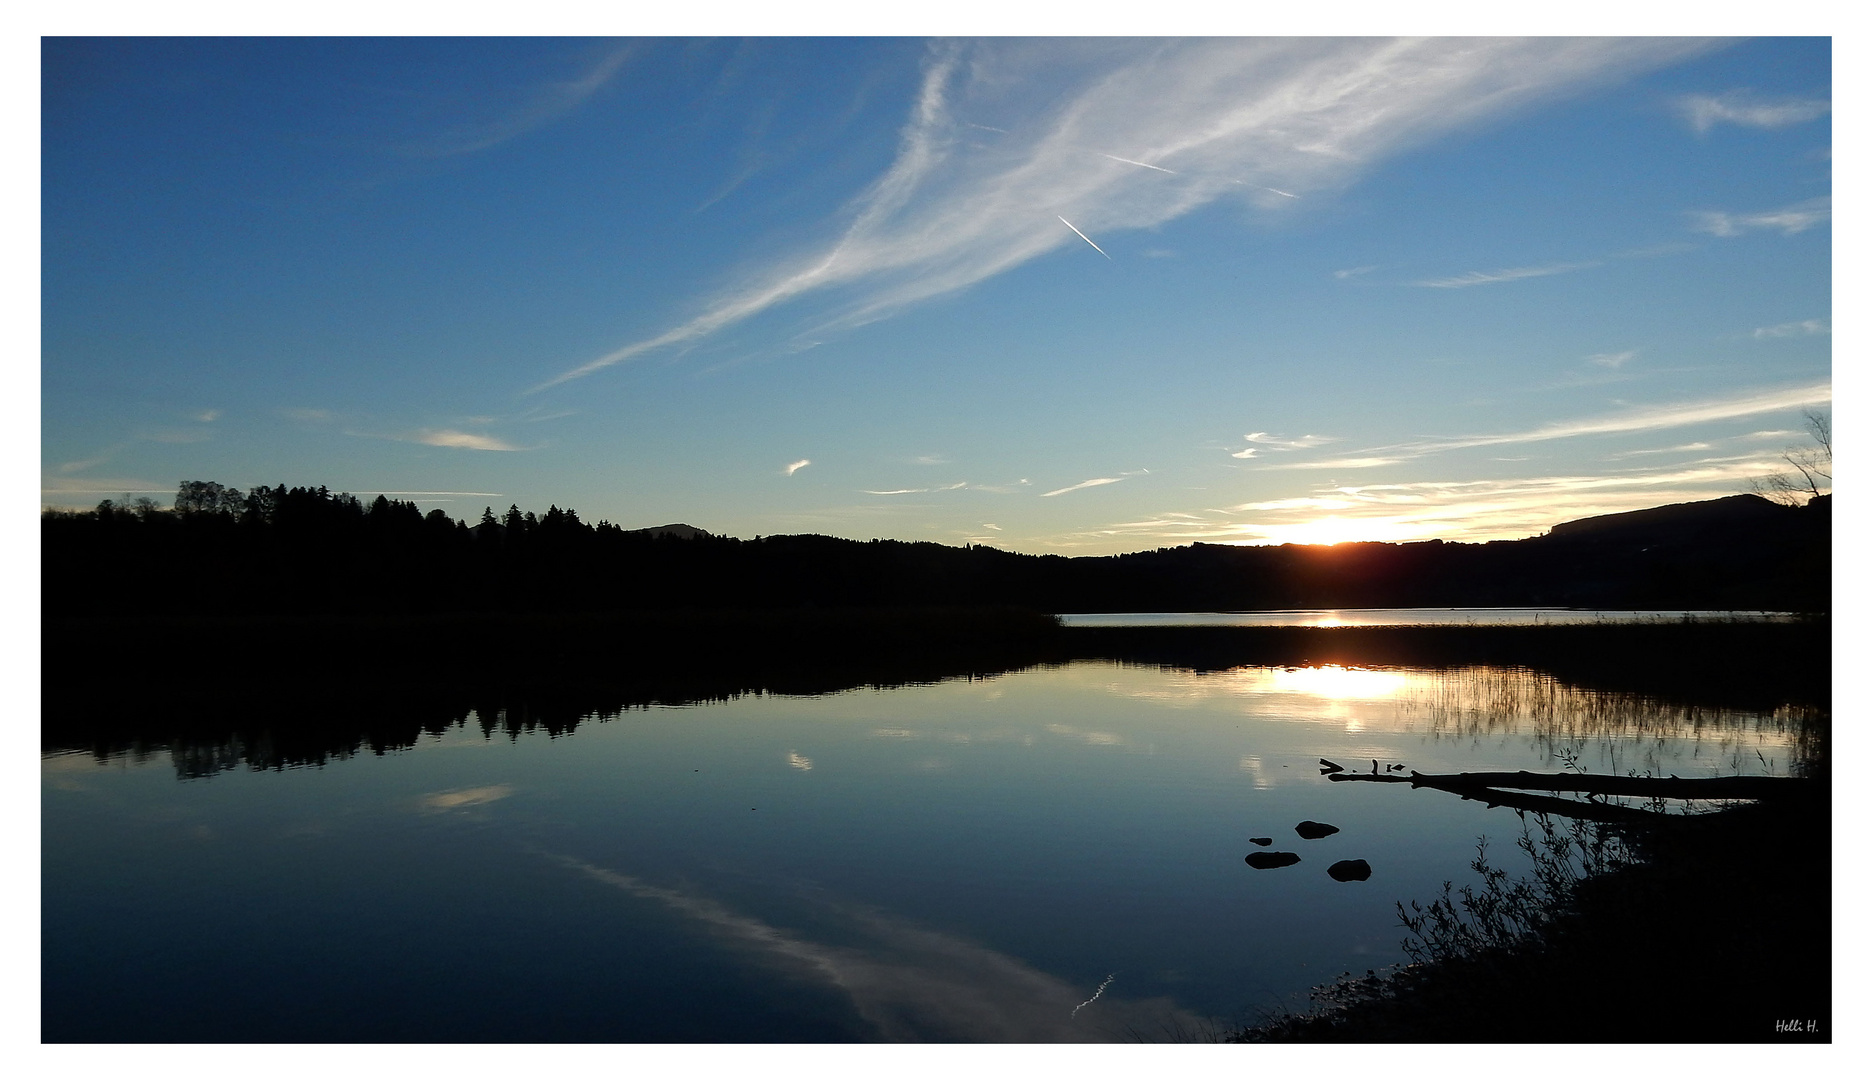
[39, 35, 1834, 553]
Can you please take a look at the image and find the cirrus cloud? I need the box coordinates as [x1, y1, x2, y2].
[1690, 196, 1831, 237]
[1677, 90, 1830, 133]
[532, 37, 1711, 391]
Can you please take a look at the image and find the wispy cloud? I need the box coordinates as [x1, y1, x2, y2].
[864, 481, 968, 496]
[407, 429, 524, 451]
[1611, 442, 1711, 457]
[54, 445, 128, 474]
[783, 458, 812, 476]
[1333, 265, 1377, 280]
[1041, 477, 1123, 498]
[534, 38, 1708, 389]
[1239, 459, 1788, 544]
[1415, 260, 1601, 289]
[193, 409, 221, 423]
[1690, 196, 1831, 237]
[1284, 455, 1413, 471]
[1063, 450, 1804, 550]
[1271, 381, 1832, 470]
[409, 45, 635, 158]
[1237, 432, 1335, 455]
[1753, 318, 1830, 339]
[1041, 466, 1138, 494]
[1677, 91, 1830, 133]
[1587, 350, 1636, 368]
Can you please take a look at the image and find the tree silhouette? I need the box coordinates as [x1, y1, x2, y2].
[1750, 410, 1832, 506]
[175, 480, 244, 514]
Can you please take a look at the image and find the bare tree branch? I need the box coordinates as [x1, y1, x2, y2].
[1749, 410, 1831, 505]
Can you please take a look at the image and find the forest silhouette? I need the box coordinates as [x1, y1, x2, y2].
[43, 480, 1830, 768]
[45, 481, 1829, 615]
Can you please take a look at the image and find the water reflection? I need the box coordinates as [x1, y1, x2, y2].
[42, 657, 1824, 1042]
[551, 855, 1206, 1042]
[1105, 664, 1816, 778]
[1060, 609, 1797, 628]
[55, 660, 1820, 786]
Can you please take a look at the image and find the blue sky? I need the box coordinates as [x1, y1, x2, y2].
[40, 36, 1832, 552]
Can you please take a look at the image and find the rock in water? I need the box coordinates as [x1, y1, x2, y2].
[1245, 851, 1302, 869]
[1248, 837, 1273, 846]
[1328, 859, 1372, 882]
[1295, 820, 1340, 840]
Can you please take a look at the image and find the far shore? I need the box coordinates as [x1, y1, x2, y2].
[45, 609, 1827, 760]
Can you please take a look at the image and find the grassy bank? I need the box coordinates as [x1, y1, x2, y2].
[1236, 791, 1831, 1043]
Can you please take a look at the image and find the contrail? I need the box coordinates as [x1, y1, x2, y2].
[1227, 180, 1300, 198]
[1057, 216, 1111, 259]
[1100, 153, 1176, 174]
[1072, 973, 1117, 1019]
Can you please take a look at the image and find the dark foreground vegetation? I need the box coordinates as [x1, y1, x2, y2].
[44, 482, 1829, 614]
[1236, 792, 1830, 1043]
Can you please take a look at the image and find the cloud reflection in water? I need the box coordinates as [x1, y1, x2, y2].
[551, 855, 1206, 1042]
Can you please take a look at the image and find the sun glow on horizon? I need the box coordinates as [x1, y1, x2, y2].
[1228, 515, 1442, 547]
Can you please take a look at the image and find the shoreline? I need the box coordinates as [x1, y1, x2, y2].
[44, 610, 1828, 770]
[1234, 792, 1831, 1043]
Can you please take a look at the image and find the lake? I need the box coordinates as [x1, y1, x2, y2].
[1059, 608, 1796, 628]
[42, 658, 1811, 1042]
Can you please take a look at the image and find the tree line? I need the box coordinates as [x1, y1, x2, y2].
[43, 480, 1830, 616]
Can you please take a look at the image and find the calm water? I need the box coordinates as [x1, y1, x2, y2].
[1059, 608, 1795, 628]
[42, 661, 1810, 1042]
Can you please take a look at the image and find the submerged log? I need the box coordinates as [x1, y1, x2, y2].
[1440, 785, 1674, 825]
[1328, 769, 1812, 802]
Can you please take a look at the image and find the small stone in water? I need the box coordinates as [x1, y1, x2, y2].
[1295, 821, 1340, 840]
[1328, 859, 1373, 882]
[1248, 837, 1273, 846]
[1245, 851, 1302, 869]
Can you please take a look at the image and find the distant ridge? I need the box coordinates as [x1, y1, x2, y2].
[1544, 493, 1793, 543]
